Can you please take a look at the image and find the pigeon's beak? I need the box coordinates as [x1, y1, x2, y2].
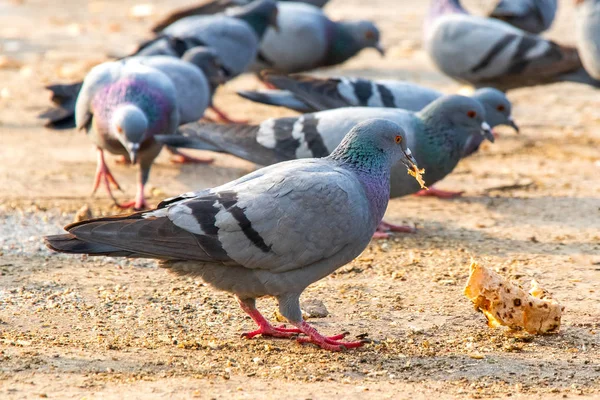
[401, 147, 419, 171]
[481, 121, 494, 143]
[507, 116, 520, 134]
[128, 143, 140, 165]
[374, 43, 385, 57]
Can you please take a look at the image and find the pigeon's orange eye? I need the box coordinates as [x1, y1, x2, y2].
[116, 126, 123, 134]
[395, 135, 402, 144]
[497, 105, 505, 112]
[365, 30, 375, 40]
[467, 110, 477, 118]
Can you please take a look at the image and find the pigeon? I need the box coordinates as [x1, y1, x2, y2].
[576, 0, 600, 80]
[40, 47, 226, 131]
[488, 0, 558, 34]
[144, 0, 279, 79]
[251, 2, 384, 74]
[425, 0, 600, 90]
[156, 95, 493, 237]
[74, 53, 225, 210]
[151, 0, 330, 33]
[44, 119, 420, 351]
[237, 73, 519, 149]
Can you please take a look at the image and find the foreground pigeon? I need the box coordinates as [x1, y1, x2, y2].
[156, 95, 492, 237]
[44, 119, 419, 351]
[576, 0, 600, 80]
[238, 73, 519, 144]
[425, 0, 600, 90]
[251, 2, 384, 73]
[489, 0, 557, 34]
[151, 0, 329, 33]
[74, 51, 226, 210]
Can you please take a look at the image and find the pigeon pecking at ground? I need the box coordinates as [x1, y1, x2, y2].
[73, 51, 229, 210]
[44, 119, 420, 351]
[576, 0, 600, 81]
[250, 2, 384, 74]
[156, 95, 493, 238]
[150, 0, 330, 33]
[425, 0, 600, 90]
[488, 0, 558, 34]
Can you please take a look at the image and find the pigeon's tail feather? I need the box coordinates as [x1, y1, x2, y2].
[262, 72, 350, 111]
[38, 107, 76, 130]
[237, 89, 315, 112]
[163, 122, 289, 165]
[38, 82, 82, 129]
[44, 234, 138, 257]
[559, 68, 600, 88]
[46, 82, 83, 106]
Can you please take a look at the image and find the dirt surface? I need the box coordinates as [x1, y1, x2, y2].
[1, 0, 599, 398]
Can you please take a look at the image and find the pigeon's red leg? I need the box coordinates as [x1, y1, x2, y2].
[414, 186, 464, 199]
[92, 148, 122, 202]
[167, 147, 214, 165]
[114, 181, 148, 211]
[208, 106, 248, 124]
[238, 297, 301, 339]
[293, 321, 366, 351]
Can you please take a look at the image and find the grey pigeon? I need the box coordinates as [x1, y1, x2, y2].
[151, 0, 329, 33]
[576, 0, 600, 81]
[489, 0, 557, 34]
[74, 52, 223, 210]
[251, 2, 384, 73]
[40, 48, 226, 131]
[156, 95, 493, 236]
[425, 0, 600, 90]
[44, 119, 419, 351]
[238, 73, 519, 147]
[146, 0, 279, 79]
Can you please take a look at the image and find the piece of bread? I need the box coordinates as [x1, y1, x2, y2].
[464, 261, 563, 334]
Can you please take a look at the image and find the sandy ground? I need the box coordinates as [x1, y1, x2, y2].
[1, 0, 600, 398]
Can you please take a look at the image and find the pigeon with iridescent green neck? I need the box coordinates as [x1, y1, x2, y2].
[44, 119, 419, 352]
[156, 95, 493, 237]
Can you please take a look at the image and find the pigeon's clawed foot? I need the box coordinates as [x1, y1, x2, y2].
[167, 147, 214, 165]
[92, 149, 123, 203]
[208, 106, 248, 124]
[241, 323, 301, 339]
[293, 322, 366, 351]
[113, 182, 148, 211]
[414, 186, 464, 199]
[373, 220, 416, 238]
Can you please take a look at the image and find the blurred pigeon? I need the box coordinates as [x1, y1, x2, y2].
[40, 48, 227, 131]
[425, 0, 600, 90]
[151, 0, 330, 33]
[251, 2, 384, 73]
[74, 59, 188, 210]
[44, 119, 419, 351]
[156, 95, 493, 237]
[489, 0, 557, 34]
[238, 74, 519, 149]
[576, 0, 600, 80]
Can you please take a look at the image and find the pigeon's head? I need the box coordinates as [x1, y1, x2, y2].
[330, 119, 418, 172]
[473, 88, 519, 133]
[341, 20, 385, 56]
[111, 104, 148, 164]
[422, 95, 494, 143]
[229, 0, 279, 38]
[182, 47, 227, 86]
